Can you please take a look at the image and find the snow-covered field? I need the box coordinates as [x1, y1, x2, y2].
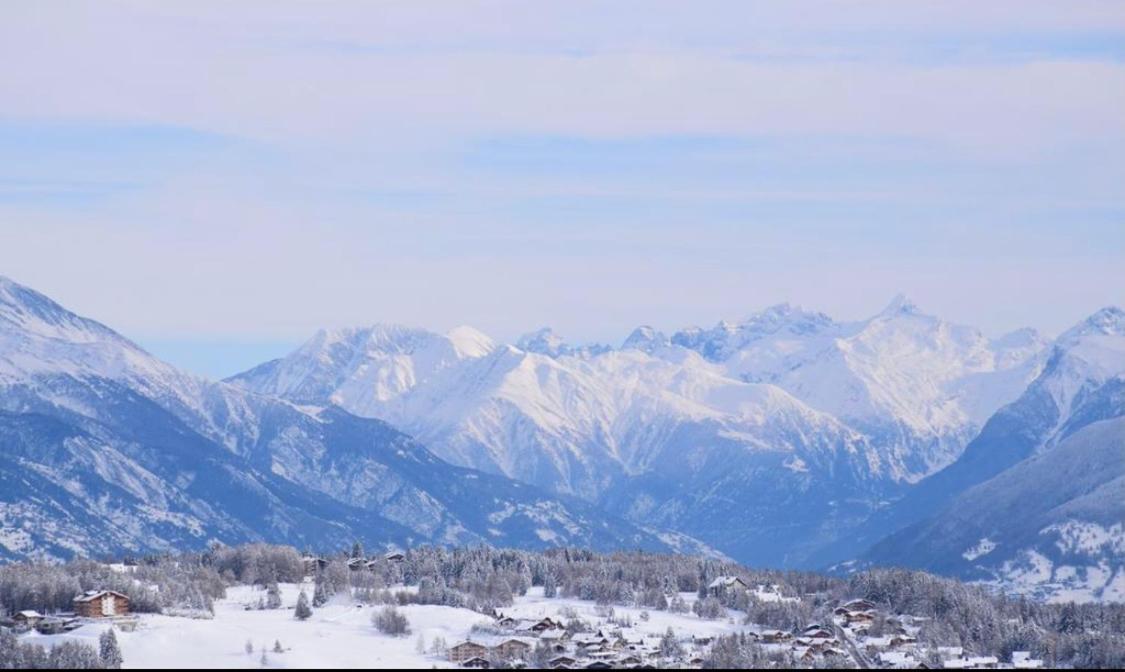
[18, 584, 743, 669]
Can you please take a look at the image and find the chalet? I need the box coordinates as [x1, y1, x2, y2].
[529, 616, 564, 633]
[461, 657, 490, 669]
[384, 551, 405, 562]
[73, 590, 130, 618]
[842, 598, 876, 611]
[346, 558, 367, 571]
[573, 631, 613, 650]
[890, 634, 919, 648]
[706, 576, 748, 597]
[491, 638, 533, 660]
[758, 629, 791, 643]
[538, 633, 570, 653]
[507, 618, 535, 633]
[801, 624, 833, 639]
[450, 641, 490, 664]
[549, 656, 578, 669]
[301, 556, 328, 574]
[586, 650, 618, 662]
[845, 610, 876, 626]
[584, 663, 612, 670]
[13, 610, 43, 627]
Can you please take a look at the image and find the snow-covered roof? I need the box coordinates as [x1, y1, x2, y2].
[707, 575, 747, 589]
[475, 635, 536, 649]
[879, 651, 919, 668]
[74, 590, 128, 602]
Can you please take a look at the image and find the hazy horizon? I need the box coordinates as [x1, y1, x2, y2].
[2, 1, 1123, 377]
[6, 269, 1116, 380]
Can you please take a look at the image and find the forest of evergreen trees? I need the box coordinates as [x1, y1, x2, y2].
[1, 543, 1123, 669]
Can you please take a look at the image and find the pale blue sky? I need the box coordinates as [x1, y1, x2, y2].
[1, 1, 1123, 378]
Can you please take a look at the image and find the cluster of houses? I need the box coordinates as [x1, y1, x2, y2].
[301, 551, 406, 575]
[448, 615, 719, 669]
[436, 579, 1051, 671]
[706, 576, 798, 603]
[832, 598, 1044, 670]
[750, 622, 849, 666]
[1, 590, 133, 636]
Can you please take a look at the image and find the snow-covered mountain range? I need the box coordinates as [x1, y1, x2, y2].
[231, 296, 1045, 490]
[855, 308, 1125, 601]
[3, 274, 1121, 601]
[227, 295, 1075, 568]
[0, 277, 710, 561]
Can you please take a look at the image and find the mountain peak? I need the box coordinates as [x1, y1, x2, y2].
[446, 325, 496, 358]
[516, 327, 568, 357]
[0, 275, 128, 348]
[1081, 306, 1125, 335]
[1057, 306, 1125, 345]
[878, 293, 921, 318]
[1, 275, 65, 317]
[515, 328, 611, 358]
[622, 325, 669, 352]
[760, 302, 795, 317]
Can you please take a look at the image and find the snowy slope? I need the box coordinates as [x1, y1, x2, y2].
[861, 415, 1125, 603]
[231, 318, 918, 564]
[26, 583, 745, 669]
[836, 309, 1125, 581]
[233, 325, 887, 496]
[0, 277, 702, 562]
[664, 297, 1047, 480]
[227, 297, 1054, 566]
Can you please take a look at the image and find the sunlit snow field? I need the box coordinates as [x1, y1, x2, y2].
[20, 583, 743, 669]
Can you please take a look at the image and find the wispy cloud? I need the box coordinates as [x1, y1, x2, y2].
[0, 1, 1122, 375]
